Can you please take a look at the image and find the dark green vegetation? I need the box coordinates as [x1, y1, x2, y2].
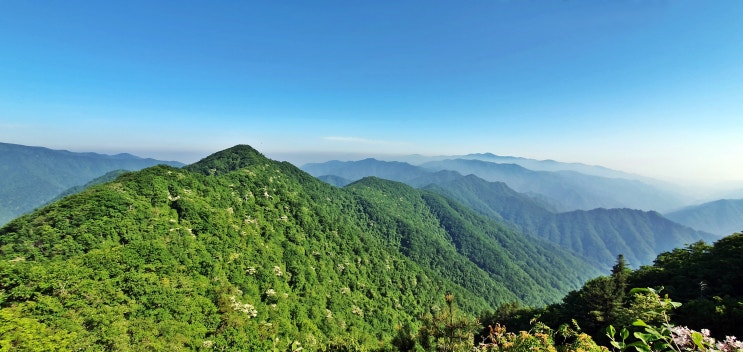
[0, 142, 183, 225]
[303, 159, 715, 270]
[0, 145, 600, 350]
[491, 233, 743, 344]
[665, 198, 743, 236]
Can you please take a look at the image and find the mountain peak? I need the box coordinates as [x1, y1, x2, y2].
[184, 144, 268, 176]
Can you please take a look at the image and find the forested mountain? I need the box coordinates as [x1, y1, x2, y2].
[302, 158, 430, 185]
[303, 159, 714, 270]
[0, 142, 183, 225]
[665, 199, 743, 236]
[425, 175, 716, 269]
[0, 145, 599, 350]
[346, 177, 599, 305]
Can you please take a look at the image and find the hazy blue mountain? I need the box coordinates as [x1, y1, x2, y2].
[0, 142, 183, 225]
[390, 152, 653, 181]
[317, 174, 353, 187]
[459, 153, 645, 180]
[665, 199, 743, 236]
[304, 157, 686, 212]
[421, 158, 684, 212]
[302, 158, 430, 183]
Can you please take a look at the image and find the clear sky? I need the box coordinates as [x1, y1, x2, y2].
[1, 1, 742, 183]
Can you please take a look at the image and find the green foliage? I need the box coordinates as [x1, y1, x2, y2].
[491, 234, 743, 349]
[0, 304, 78, 351]
[629, 234, 743, 338]
[306, 158, 712, 271]
[606, 288, 682, 352]
[417, 293, 480, 352]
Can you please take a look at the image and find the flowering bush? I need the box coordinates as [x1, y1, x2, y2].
[476, 321, 606, 352]
[607, 288, 742, 352]
[669, 326, 743, 352]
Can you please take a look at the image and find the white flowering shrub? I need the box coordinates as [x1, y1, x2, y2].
[229, 295, 258, 318]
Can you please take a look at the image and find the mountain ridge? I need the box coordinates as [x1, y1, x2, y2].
[665, 198, 743, 236]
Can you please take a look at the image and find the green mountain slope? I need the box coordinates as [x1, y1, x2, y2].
[346, 177, 599, 306]
[424, 175, 716, 269]
[0, 145, 597, 350]
[0, 142, 183, 225]
[665, 199, 743, 236]
[303, 159, 714, 270]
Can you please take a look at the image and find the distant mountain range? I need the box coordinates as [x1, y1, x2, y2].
[302, 157, 687, 212]
[394, 152, 649, 180]
[302, 158, 717, 269]
[419, 158, 685, 212]
[665, 199, 743, 236]
[0, 142, 183, 225]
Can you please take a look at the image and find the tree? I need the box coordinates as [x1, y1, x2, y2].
[418, 293, 480, 351]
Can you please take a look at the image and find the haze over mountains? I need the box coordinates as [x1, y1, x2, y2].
[302, 156, 686, 212]
[665, 199, 743, 237]
[0, 142, 183, 225]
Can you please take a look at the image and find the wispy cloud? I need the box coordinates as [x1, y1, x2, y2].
[323, 136, 406, 146]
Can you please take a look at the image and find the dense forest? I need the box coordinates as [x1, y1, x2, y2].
[0, 145, 739, 351]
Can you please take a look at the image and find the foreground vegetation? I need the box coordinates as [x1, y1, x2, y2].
[482, 234, 743, 352]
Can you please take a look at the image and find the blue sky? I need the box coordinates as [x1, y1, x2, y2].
[1, 1, 742, 183]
